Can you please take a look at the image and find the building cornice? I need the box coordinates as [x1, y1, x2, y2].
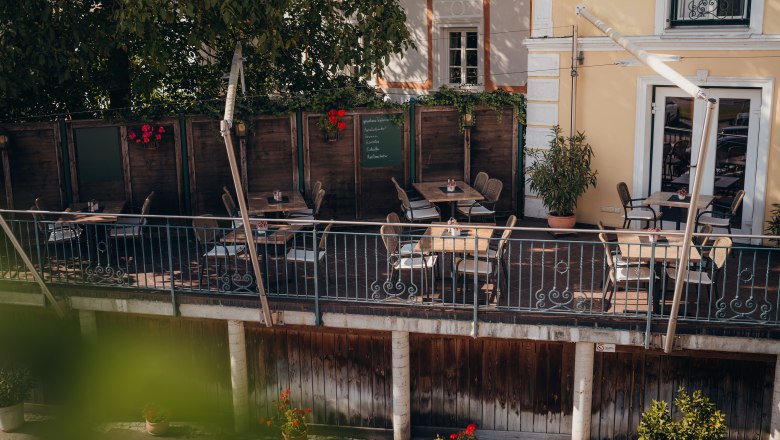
[524, 34, 780, 52]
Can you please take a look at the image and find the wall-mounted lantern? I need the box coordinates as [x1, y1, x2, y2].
[0, 128, 9, 151]
[234, 121, 247, 138]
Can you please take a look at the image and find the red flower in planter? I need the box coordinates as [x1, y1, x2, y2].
[128, 124, 169, 146]
[318, 109, 348, 135]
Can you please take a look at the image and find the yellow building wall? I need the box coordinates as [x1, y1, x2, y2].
[551, 0, 655, 37]
[549, 50, 780, 233]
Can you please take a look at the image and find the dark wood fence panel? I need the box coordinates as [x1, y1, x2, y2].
[410, 335, 574, 435]
[246, 116, 297, 193]
[470, 108, 517, 214]
[126, 124, 180, 215]
[417, 107, 464, 182]
[591, 349, 774, 440]
[4, 123, 62, 210]
[94, 313, 233, 424]
[305, 114, 357, 219]
[189, 118, 234, 215]
[245, 324, 392, 429]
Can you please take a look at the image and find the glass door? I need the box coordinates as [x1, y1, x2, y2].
[651, 87, 760, 234]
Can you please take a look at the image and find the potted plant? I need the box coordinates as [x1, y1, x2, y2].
[765, 203, 780, 245]
[260, 389, 311, 440]
[128, 124, 168, 150]
[526, 126, 598, 229]
[317, 109, 347, 142]
[0, 366, 34, 432]
[142, 403, 171, 436]
[435, 423, 478, 439]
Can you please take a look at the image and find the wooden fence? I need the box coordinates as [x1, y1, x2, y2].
[0, 106, 520, 220]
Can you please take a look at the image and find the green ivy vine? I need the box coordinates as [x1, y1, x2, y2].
[416, 85, 526, 132]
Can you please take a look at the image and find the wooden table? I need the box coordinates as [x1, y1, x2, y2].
[220, 224, 303, 247]
[643, 191, 714, 230]
[247, 191, 309, 216]
[412, 181, 484, 218]
[58, 200, 127, 223]
[57, 200, 127, 269]
[417, 223, 495, 294]
[617, 232, 701, 264]
[671, 173, 740, 190]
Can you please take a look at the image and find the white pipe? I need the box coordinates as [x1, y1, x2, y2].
[576, 5, 717, 353]
[570, 25, 578, 138]
[572, 342, 594, 440]
[228, 320, 250, 431]
[392, 331, 411, 440]
[221, 42, 274, 327]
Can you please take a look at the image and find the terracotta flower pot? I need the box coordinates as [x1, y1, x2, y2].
[547, 214, 576, 229]
[324, 131, 339, 143]
[0, 403, 24, 432]
[145, 420, 169, 436]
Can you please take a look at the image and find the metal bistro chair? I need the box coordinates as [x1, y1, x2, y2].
[285, 222, 333, 284]
[380, 224, 437, 300]
[192, 216, 246, 289]
[457, 178, 502, 223]
[286, 189, 325, 227]
[665, 236, 732, 307]
[457, 171, 489, 209]
[33, 198, 82, 244]
[454, 218, 515, 304]
[391, 177, 432, 209]
[696, 190, 745, 235]
[396, 184, 440, 223]
[598, 232, 656, 306]
[107, 191, 155, 264]
[616, 182, 662, 229]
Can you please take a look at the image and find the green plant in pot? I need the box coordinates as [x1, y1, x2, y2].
[142, 403, 171, 436]
[0, 366, 34, 432]
[526, 126, 597, 229]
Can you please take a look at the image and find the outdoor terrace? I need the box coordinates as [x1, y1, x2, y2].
[0, 209, 778, 341]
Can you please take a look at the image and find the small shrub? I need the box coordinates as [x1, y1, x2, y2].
[142, 403, 171, 423]
[638, 387, 727, 440]
[766, 203, 780, 244]
[0, 366, 34, 407]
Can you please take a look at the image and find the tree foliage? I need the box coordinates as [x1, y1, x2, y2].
[638, 388, 727, 440]
[0, 0, 413, 121]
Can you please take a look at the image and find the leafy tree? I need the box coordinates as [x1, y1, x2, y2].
[638, 387, 727, 440]
[0, 0, 413, 120]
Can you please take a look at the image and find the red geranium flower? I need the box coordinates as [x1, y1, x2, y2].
[337, 109, 346, 117]
[129, 132, 137, 140]
[337, 121, 346, 131]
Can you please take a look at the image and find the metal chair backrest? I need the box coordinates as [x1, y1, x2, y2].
[394, 182, 412, 210]
[141, 191, 155, 218]
[312, 189, 326, 217]
[710, 236, 732, 270]
[598, 232, 614, 269]
[616, 182, 632, 208]
[483, 178, 503, 203]
[696, 224, 713, 248]
[380, 224, 399, 255]
[311, 181, 323, 200]
[192, 216, 219, 245]
[494, 220, 515, 261]
[318, 222, 333, 250]
[222, 193, 237, 217]
[730, 190, 745, 215]
[473, 172, 489, 194]
[505, 214, 517, 229]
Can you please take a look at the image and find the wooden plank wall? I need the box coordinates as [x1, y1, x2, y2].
[3, 123, 62, 210]
[411, 335, 574, 435]
[125, 122, 180, 215]
[470, 108, 516, 213]
[417, 107, 464, 182]
[305, 114, 357, 219]
[94, 313, 233, 423]
[591, 348, 774, 440]
[188, 118, 234, 215]
[245, 324, 392, 429]
[246, 116, 297, 193]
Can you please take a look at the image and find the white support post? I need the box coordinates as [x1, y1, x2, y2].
[228, 320, 249, 432]
[572, 342, 595, 440]
[392, 331, 410, 440]
[78, 310, 97, 344]
[770, 354, 780, 440]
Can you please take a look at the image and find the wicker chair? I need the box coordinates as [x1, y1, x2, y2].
[458, 171, 489, 208]
[456, 178, 502, 223]
[192, 216, 246, 289]
[616, 182, 661, 229]
[598, 232, 656, 304]
[391, 177, 431, 209]
[396, 184, 440, 223]
[286, 189, 325, 226]
[696, 190, 744, 234]
[454, 217, 515, 304]
[380, 224, 437, 299]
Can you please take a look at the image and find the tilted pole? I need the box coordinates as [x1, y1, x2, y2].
[0, 214, 65, 317]
[221, 42, 274, 327]
[576, 5, 717, 353]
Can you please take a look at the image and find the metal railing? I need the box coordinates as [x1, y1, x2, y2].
[0, 209, 778, 329]
[669, 0, 751, 27]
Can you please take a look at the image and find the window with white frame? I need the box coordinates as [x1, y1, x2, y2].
[669, 0, 750, 27]
[447, 29, 479, 85]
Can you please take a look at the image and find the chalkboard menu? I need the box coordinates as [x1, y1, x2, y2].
[361, 114, 402, 168]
